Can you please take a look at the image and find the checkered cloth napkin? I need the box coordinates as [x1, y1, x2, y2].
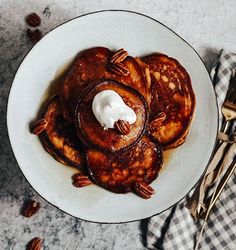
[146, 50, 236, 250]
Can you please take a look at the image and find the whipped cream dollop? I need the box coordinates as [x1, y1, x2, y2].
[92, 90, 137, 129]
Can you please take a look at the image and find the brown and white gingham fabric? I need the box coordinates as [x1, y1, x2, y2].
[146, 50, 236, 250]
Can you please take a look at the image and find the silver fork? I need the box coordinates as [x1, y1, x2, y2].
[199, 74, 236, 216]
[194, 76, 236, 250]
[202, 78, 236, 212]
[220, 75, 236, 133]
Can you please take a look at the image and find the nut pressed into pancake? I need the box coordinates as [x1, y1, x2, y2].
[86, 135, 163, 193]
[40, 96, 84, 168]
[142, 53, 195, 150]
[60, 47, 151, 121]
[75, 80, 148, 153]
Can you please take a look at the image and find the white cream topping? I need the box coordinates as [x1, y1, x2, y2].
[92, 90, 137, 129]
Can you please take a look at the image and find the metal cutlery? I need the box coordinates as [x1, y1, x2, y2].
[220, 75, 236, 132]
[193, 74, 236, 249]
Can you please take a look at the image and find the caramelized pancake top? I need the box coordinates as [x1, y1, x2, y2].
[60, 47, 151, 121]
[40, 96, 84, 168]
[86, 135, 163, 193]
[75, 80, 148, 152]
[142, 53, 195, 149]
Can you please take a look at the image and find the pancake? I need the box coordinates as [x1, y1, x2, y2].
[60, 47, 151, 121]
[86, 135, 163, 194]
[39, 96, 84, 168]
[142, 53, 195, 150]
[75, 80, 148, 153]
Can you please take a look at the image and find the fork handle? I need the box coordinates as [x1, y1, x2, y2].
[216, 120, 232, 150]
[208, 156, 236, 212]
[194, 157, 236, 250]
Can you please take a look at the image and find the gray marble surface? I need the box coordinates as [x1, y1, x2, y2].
[1, 1, 236, 249]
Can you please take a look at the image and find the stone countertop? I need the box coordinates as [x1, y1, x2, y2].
[1, 1, 236, 249]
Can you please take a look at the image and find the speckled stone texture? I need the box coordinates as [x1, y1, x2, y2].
[1, 1, 236, 249]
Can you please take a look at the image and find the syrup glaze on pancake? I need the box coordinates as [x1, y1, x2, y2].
[75, 80, 148, 153]
[142, 53, 195, 150]
[32, 47, 196, 198]
[60, 47, 151, 121]
[40, 96, 84, 168]
[86, 135, 163, 193]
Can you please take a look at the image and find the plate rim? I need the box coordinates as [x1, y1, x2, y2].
[6, 9, 219, 224]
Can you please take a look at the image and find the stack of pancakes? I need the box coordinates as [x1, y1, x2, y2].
[34, 47, 195, 198]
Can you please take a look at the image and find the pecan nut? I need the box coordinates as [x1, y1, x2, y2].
[110, 48, 128, 64]
[151, 111, 166, 124]
[27, 237, 42, 250]
[72, 173, 92, 187]
[108, 63, 130, 76]
[32, 119, 47, 135]
[114, 120, 131, 135]
[27, 29, 42, 44]
[25, 13, 41, 27]
[22, 200, 40, 217]
[134, 182, 155, 199]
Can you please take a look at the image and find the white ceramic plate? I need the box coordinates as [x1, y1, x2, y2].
[7, 10, 218, 223]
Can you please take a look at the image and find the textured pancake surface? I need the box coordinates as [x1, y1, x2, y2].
[60, 47, 151, 121]
[75, 80, 148, 152]
[142, 53, 195, 149]
[86, 135, 163, 193]
[40, 96, 84, 168]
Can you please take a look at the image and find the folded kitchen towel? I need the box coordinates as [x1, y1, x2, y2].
[145, 50, 236, 250]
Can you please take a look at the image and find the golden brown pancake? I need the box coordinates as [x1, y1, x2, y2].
[39, 96, 84, 168]
[86, 135, 163, 193]
[142, 53, 195, 150]
[75, 80, 148, 152]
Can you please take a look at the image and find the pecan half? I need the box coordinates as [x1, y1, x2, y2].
[22, 200, 40, 217]
[27, 29, 42, 44]
[114, 120, 131, 135]
[72, 173, 92, 187]
[27, 237, 42, 250]
[108, 63, 130, 76]
[134, 182, 155, 199]
[32, 119, 47, 135]
[110, 48, 128, 64]
[25, 13, 41, 27]
[151, 111, 166, 124]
